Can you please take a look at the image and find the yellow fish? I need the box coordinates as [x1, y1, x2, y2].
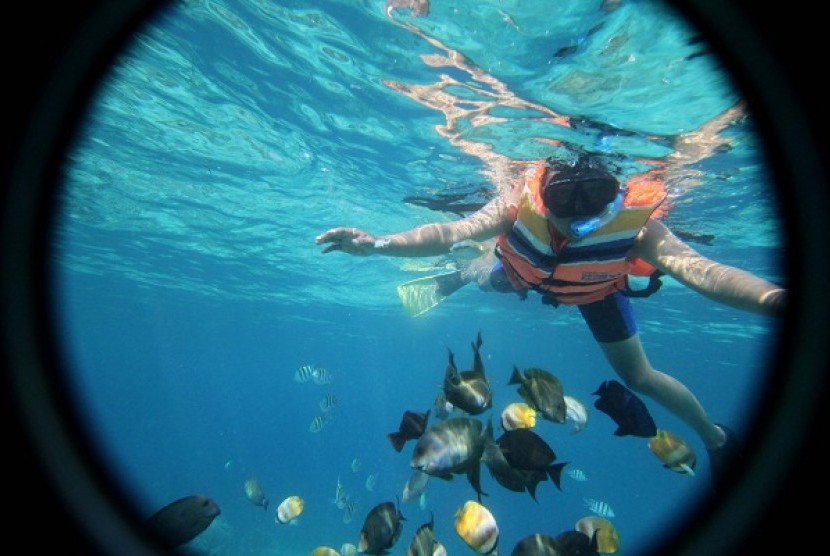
[310, 547, 340, 556]
[575, 515, 621, 554]
[500, 402, 537, 431]
[454, 500, 499, 555]
[648, 429, 696, 475]
[275, 495, 304, 525]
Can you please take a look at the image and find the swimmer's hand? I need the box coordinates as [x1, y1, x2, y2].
[315, 227, 387, 256]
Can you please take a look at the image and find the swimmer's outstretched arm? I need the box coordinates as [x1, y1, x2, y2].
[315, 194, 516, 257]
[632, 219, 786, 316]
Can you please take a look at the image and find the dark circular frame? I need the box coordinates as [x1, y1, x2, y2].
[2, 1, 828, 554]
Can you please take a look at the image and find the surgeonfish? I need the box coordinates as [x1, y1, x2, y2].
[410, 416, 494, 501]
[583, 498, 616, 518]
[388, 409, 431, 452]
[575, 515, 621, 554]
[358, 499, 406, 555]
[274, 495, 304, 524]
[564, 395, 589, 434]
[510, 533, 567, 555]
[434, 392, 454, 419]
[648, 429, 697, 475]
[406, 512, 440, 556]
[508, 366, 567, 423]
[144, 494, 221, 549]
[442, 332, 493, 416]
[454, 500, 499, 555]
[500, 402, 537, 431]
[592, 380, 657, 438]
[496, 428, 568, 490]
[481, 440, 548, 502]
[243, 477, 268, 511]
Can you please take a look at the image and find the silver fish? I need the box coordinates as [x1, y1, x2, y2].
[564, 395, 588, 434]
[583, 497, 615, 518]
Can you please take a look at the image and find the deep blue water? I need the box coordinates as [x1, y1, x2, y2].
[51, 1, 784, 554]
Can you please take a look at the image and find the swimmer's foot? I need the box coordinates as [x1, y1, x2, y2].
[707, 424, 741, 495]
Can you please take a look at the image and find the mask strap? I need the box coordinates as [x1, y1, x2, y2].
[567, 189, 625, 239]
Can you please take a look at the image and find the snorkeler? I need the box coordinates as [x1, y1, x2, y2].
[315, 153, 786, 494]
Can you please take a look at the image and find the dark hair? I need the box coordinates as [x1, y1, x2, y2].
[542, 155, 620, 218]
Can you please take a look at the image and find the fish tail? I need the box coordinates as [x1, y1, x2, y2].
[548, 462, 568, 490]
[508, 365, 523, 385]
[387, 432, 406, 452]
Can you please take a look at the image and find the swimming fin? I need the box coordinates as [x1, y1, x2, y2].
[396, 270, 467, 317]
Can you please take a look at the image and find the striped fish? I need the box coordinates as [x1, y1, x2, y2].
[365, 472, 378, 492]
[319, 394, 338, 412]
[313, 367, 333, 385]
[583, 497, 615, 518]
[567, 468, 588, 482]
[294, 364, 316, 383]
[309, 414, 330, 433]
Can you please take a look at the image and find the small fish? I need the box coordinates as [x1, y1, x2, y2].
[648, 429, 697, 475]
[351, 458, 362, 472]
[388, 409, 431, 452]
[340, 542, 358, 556]
[319, 394, 338, 412]
[313, 366, 333, 385]
[511, 533, 566, 555]
[358, 500, 406, 555]
[309, 414, 330, 433]
[496, 428, 568, 490]
[592, 380, 657, 438]
[509, 366, 567, 423]
[365, 472, 378, 492]
[583, 497, 616, 518]
[419, 492, 428, 511]
[410, 417, 494, 502]
[575, 516, 621, 554]
[310, 547, 340, 556]
[454, 500, 499, 555]
[500, 402, 537, 431]
[567, 468, 588, 482]
[333, 475, 348, 509]
[144, 494, 221, 549]
[402, 469, 430, 503]
[555, 530, 599, 556]
[564, 395, 589, 434]
[295, 364, 317, 383]
[442, 332, 493, 416]
[243, 477, 268, 510]
[343, 500, 357, 524]
[275, 495, 304, 524]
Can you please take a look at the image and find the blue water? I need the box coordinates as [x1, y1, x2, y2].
[51, 1, 784, 554]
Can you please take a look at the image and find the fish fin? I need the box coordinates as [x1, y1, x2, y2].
[548, 462, 568, 490]
[396, 271, 466, 317]
[508, 365, 523, 385]
[387, 432, 406, 452]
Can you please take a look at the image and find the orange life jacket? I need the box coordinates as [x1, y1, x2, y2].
[495, 161, 667, 305]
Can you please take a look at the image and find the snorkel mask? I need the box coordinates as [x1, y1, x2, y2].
[542, 156, 623, 240]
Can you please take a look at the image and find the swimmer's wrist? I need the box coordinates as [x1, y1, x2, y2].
[372, 236, 392, 253]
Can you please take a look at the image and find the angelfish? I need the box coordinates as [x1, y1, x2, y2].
[648, 429, 697, 475]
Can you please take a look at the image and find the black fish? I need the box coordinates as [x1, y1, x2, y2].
[592, 380, 658, 438]
[144, 494, 221, 549]
[511, 533, 566, 555]
[443, 332, 493, 416]
[406, 511, 439, 556]
[554, 530, 599, 556]
[508, 366, 567, 423]
[496, 429, 568, 490]
[388, 409, 431, 452]
[358, 499, 406, 555]
[482, 441, 547, 502]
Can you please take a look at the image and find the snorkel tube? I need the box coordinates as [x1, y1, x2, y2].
[568, 189, 625, 239]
